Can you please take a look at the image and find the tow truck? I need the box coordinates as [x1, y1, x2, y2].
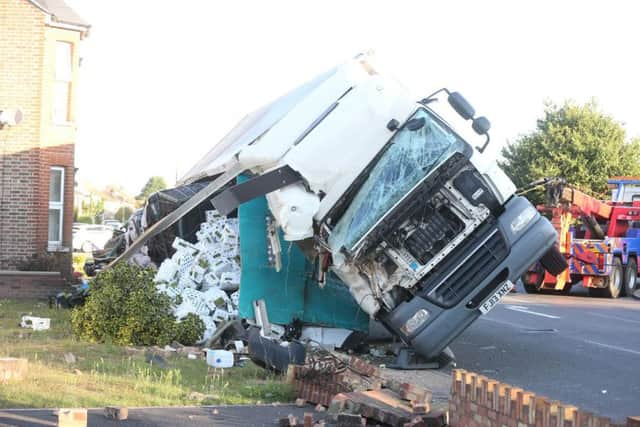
[522, 177, 640, 297]
[114, 54, 562, 362]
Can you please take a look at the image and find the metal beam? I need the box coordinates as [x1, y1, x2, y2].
[211, 165, 302, 216]
[108, 165, 243, 267]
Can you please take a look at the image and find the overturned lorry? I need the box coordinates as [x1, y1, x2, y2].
[114, 54, 561, 363]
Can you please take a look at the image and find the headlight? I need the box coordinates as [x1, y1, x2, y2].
[510, 205, 537, 234]
[400, 309, 430, 335]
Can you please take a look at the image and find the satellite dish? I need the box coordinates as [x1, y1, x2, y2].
[0, 108, 23, 126]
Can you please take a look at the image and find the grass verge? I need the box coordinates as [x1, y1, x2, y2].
[0, 299, 293, 408]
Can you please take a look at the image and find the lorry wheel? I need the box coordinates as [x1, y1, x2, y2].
[539, 246, 568, 276]
[604, 258, 623, 299]
[521, 265, 544, 294]
[588, 288, 604, 297]
[623, 257, 637, 297]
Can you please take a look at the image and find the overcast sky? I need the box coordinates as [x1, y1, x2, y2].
[67, 0, 640, 195]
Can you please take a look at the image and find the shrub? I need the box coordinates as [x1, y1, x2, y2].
[175, 313, 206, 346]
[70, 263, 204, 346]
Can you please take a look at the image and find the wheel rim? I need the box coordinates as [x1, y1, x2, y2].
[612, 266, 622, 292]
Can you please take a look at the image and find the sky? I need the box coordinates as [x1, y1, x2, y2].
[67, 0, 640, 195]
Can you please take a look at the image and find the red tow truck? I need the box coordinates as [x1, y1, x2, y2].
[522, 177, 640, 298]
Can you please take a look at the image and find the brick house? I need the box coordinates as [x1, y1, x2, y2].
[0, 0, 89, 293]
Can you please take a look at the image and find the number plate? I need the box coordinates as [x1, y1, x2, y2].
[479, 280, 514, 314]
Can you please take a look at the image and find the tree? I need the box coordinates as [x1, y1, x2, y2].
[500, 101, 640, 203]
[114, 205, 134, 222]
[136, 176, 167, 204]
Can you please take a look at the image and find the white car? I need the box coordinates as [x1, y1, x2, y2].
[73, 224, 115, 252]
[103, 220, 124, 230]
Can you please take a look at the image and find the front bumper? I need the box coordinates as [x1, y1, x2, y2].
[380, 196, 557, 359]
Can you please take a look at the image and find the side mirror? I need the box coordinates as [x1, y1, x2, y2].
[472, 116, 490, 135]
[447, 92, 475, 121]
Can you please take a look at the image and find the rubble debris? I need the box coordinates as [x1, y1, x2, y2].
[104, 406, 128, 420]
[57, 408, 87, 427]
[335, 413, 364, 427]
[19, 315, 50, 331]
[63, 352, 76, 364]
[0, 357, 27, 382]
[295, 398, 306, 407]
[289, 351, 440, 427]
[145, 353, 168, 369]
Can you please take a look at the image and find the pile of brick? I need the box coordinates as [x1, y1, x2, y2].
[287, 354, 446, 427]
[450, 369, 639, 427]
[153, 210, 241, 343]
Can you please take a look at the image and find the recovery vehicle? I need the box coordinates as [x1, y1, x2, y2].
[114, 54, 561, 362]
[522, 177, 640, 297]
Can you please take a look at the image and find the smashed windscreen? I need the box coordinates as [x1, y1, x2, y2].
[328, 107, 468, 252]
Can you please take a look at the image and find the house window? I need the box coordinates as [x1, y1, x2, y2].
[53, 41, 73, 123]
[49, 167, 65, 246]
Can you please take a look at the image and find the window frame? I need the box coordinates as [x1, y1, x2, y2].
[48, 166, 65, 247]
[53, 41, 73, 125]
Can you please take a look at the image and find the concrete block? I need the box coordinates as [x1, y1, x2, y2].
[104, 406, 128, 420]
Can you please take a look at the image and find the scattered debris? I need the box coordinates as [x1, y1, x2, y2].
[0, 357, 27, 382]
[63, 352, 76, 364]
[104, 406, 128, 420]
[145, 353, 168, 369]
[154, 210, 241, 345]
[288, 352, 444, 427]
[19, 315, 50, 331]
[57, 408, 87, 427]
[205, 349, 234, 368]
[295, 398, 306, 407]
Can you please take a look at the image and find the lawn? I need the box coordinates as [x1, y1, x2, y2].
[0, 299, 293, 408]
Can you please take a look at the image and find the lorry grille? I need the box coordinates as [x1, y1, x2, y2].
[418, 223, 508, 308]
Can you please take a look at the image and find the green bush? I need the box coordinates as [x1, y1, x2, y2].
[70, 263, 204, 346]
[75, 215, 95, 224]
[175, 313, 206, 346]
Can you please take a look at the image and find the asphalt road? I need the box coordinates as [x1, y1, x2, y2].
[0, 404, 325, 427]
[449, 283, 640, 422]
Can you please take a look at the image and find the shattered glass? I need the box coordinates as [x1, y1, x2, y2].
[329, 108, 468, 252]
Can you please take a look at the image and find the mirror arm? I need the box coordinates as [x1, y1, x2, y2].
[420, 87, 450, 105]
[476, 134, 490, 154]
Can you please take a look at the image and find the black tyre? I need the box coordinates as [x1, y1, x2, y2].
[623, 257, 637, 297]
[539, 246, 568, 276]
[604, 257, 623, 298]
[522, 264, 544, 294]
[588, 287, 604, 297]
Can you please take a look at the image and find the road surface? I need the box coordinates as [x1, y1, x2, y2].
[449, 283, 640, 421]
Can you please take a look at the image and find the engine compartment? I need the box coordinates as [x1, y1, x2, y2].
[327, 153, 500, 315]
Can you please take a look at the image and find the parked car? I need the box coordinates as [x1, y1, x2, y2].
[73, 224, 115, 252]
[103, 220, 124, 230]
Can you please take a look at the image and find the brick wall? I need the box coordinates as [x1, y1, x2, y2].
[0, 271, 67, 299]
[0, 0, 46, 268]
[450, 369, 637, 427]
[0, 0, 83, 273]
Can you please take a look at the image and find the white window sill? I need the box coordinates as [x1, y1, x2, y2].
[52, 121, 75, 127]
[47, 244, 70, 253]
